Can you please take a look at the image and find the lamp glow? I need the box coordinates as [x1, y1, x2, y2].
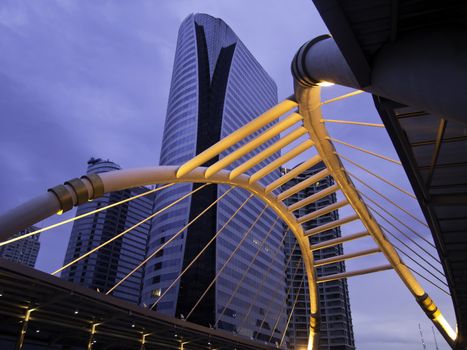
[434, 314, 457, 341]
[317, 81, 334, 87]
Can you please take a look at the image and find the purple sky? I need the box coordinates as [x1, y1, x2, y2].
[0, 1, 455, 349]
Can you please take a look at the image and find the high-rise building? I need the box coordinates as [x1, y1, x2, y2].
[282, 163, 355, 350]
[61, 158, 154, 305]
[142, 13, 287, 345]
[0, 226, 40, 268]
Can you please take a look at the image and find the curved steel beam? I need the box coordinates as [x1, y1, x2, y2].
[0, 165, 320, 349]
[295, 84, 457, 348]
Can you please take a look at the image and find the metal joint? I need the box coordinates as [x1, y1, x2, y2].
[82, 174, 105, 199]
[47, 185, 74, 213]
[416, 293, 439, 319]
[291, 34, 331, 87]
[309, 313, 319, 332]
[64, 178, 89, 205]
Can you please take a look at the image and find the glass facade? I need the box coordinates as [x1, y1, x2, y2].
[61, 158, 154, 305]
[0, 226, 40, 268]
[142, 13, 287, 346]
[282, 163, 355, 350]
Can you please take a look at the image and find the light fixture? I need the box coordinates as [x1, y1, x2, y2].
[317, 81, 335, 87]
[35, 329, 40, 333]
[74, 309, 79, 315]
[131, 323, 135, 328]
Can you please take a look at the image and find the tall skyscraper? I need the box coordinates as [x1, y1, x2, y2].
[142, 13, 287, 345]
[0, 226, 40, 268]
[61, 158, 154, 305]
[282, 163, 355, 350]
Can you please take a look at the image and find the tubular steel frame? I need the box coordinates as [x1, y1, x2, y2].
[296, 84, 456, 347]
[0, 88, 457, 349]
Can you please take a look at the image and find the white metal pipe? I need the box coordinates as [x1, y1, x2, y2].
[0, 192, 61, 242]
[293, 29, 467, 125]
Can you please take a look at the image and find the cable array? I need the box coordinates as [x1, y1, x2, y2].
[0, 87, 457, 348]
[0, 183, 174, 247]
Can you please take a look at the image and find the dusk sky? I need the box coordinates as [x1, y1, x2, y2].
[0, 1, 455, 349]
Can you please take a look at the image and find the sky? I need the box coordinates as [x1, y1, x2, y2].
[0, 1, 456, 349]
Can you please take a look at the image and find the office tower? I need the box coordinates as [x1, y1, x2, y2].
[61, 158, 154, 305]
[142, 13, 287, 344]
[282, 163, 355, 350]
[0, 226, 40, 268]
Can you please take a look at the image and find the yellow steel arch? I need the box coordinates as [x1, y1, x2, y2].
[156, 85, 457, 347]
[98, 165, 320, 350]
[295, 85, 456, 347]
[0, 87, 457, 349]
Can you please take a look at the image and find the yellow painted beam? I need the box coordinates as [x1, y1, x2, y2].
[205, 113, 303, 178]
[98, 165, 319, 344]
[314, 247, 380, 267]
[317, 264, 393, 283]
[311, 231, 370, 251]
[176, 98, 298, 178]
[297, 85, 456, 347]
[304, 214, 359, 236]
[16, 309, 32, 350]
[278, 168, 330, 201]
[265, 155, 321, 193]
[288, 183, 339, 212]
[249, 139, 314, 184]
[229, 127, 308, 180]
[297, 199, 349, 224]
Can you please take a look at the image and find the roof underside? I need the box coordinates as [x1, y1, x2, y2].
[0, 259, 274, 350]
[312, 0, 467, 346]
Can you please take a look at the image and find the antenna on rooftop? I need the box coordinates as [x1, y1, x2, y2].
[432, 326, 439, 350]
[418, 323, 426, 350]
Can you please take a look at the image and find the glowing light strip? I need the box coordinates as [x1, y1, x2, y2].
[367, 201, 442, 266]
[378, 223, 447, 285]
[0, 183, 174, 247]
[150, 191, 251, 310]
[215, 217, 280, 328]
[320, 90, 364, 105]
[266, 257, 303, 342]
[337, 152, 416, 199]
[322, 119, 385, 128]
[279, 275, 305, 347]
[52, 184, 197, 275]
[409, 267, 450, 296]
[330, 137, 401, 165]
[185, 204, 269, 320]
[347, 170, 428, 228]
[106, 184, 212, 294]
[239, 237, 298, 328]
[360, 191, 436, 249]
